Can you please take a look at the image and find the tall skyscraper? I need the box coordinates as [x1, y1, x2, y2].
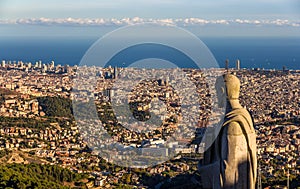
[225, 59, 229, 71]
[28, 62, 32, 69]
[236, 59, 241, 70]
[50, 61, 55, 69]
[114, 66, 118, 79]
[1, 60, 5, 67]
[38, 60, 42, 69]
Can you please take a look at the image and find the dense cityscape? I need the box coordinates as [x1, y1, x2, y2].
[0, 59, 299, 188]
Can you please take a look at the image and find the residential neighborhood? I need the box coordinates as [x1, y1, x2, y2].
[0, 60, 299, 188]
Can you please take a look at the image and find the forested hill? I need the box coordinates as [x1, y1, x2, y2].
[37, 96, 73, 119]
[0, 163, 87, 189]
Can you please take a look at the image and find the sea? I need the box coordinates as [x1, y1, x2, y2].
[0, 36, 300, 70]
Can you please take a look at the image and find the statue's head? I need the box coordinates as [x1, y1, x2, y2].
[215, 74, 240, 107]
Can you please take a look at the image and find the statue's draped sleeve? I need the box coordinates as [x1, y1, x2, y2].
[198, 108, 257, 189]
[221, 109, 257, 189]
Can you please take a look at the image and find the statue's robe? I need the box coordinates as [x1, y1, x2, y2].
[198, 108, 257, 189]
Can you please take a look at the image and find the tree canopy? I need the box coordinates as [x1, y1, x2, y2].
[0, 163, 87, 189]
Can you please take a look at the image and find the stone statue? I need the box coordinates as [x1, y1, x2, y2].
[198, 74, 257, 189]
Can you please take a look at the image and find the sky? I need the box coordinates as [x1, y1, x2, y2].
[0, 0, 299, 19]
[0, 0, 300, 36]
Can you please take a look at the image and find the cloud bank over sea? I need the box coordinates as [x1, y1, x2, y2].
[0, 17, 299, 27]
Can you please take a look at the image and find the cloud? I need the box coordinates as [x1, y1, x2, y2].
[1, 17, 299, 27]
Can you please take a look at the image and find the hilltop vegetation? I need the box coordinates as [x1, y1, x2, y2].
[37, 96, 73, 119]
[0, 163, 87, 189]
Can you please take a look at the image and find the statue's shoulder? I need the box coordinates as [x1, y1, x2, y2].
[224, 108, 253, 136]
[227, 121, 243, 135]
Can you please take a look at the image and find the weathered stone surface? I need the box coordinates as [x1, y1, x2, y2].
[198, 74, 257, 189]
